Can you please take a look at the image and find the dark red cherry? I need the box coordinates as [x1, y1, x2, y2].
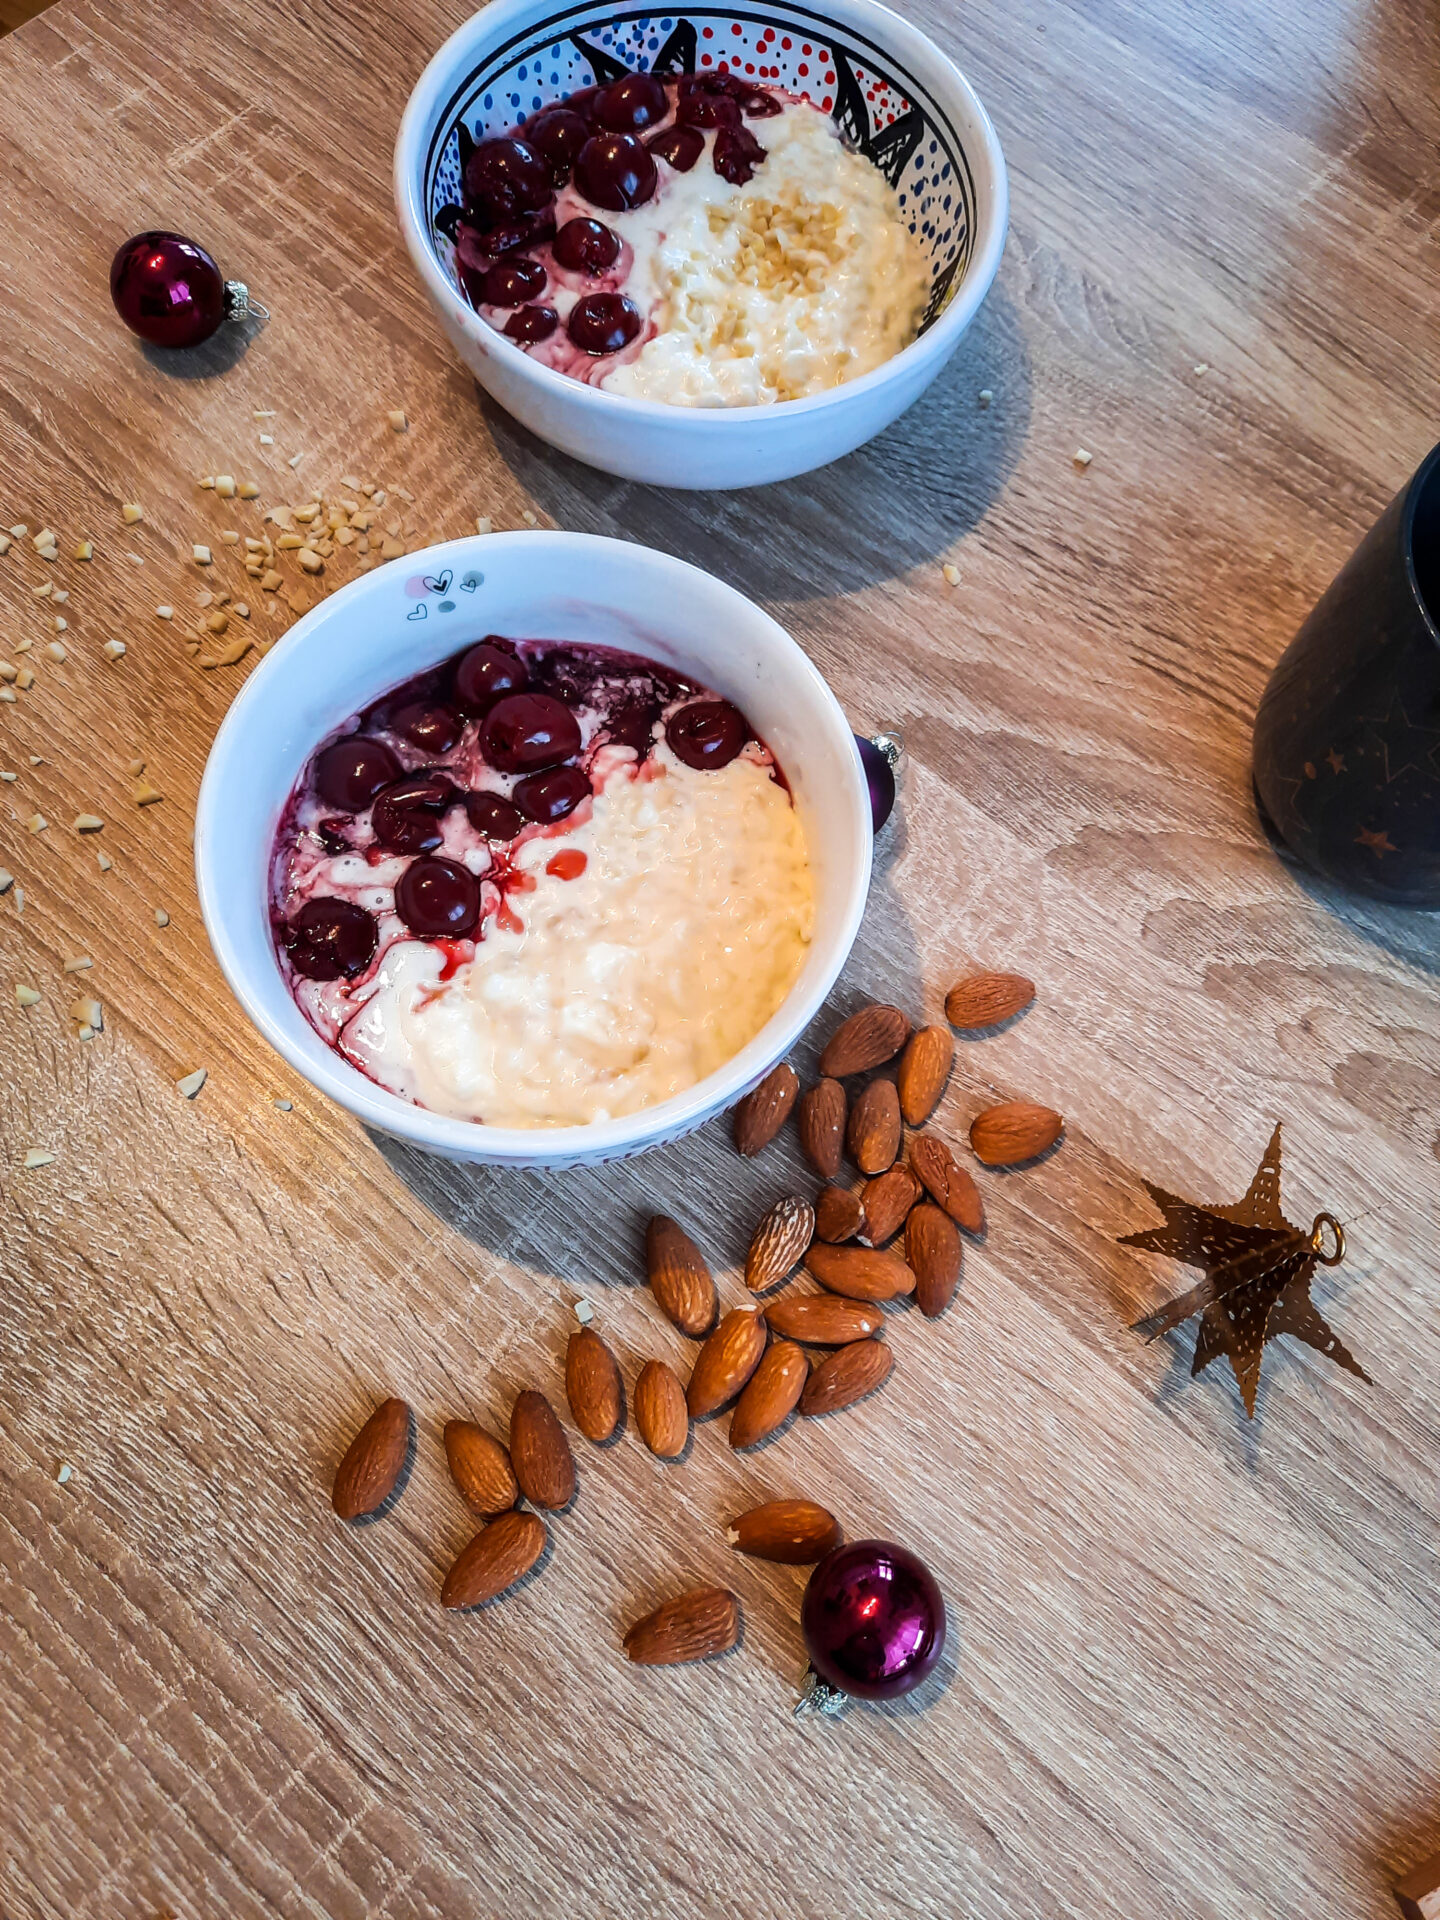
[678, 89, 740, 128]
[456, 209, 556, 269]
[504, 304, 559, 344]
[283, 897, 378, 980]
[567, 292, 642, 356]
[593, 73, 668, 132]
[370, 771, 456, 854]
[606, 699, 660, 753]
[478, 255, 547, 306]
[464, 790, 526, 840]
[513, 763, 591, 823]
[740, 87, 782, 117]
[563, 84, 605, 123]
[480, 692, 583, 773]
[574, 132, 658, 211]
[666, 699, 748, 769]
[390, 701, 462, 753]
[463, 136, 553, 223]
[314, 736, 401, 811]
[647, 123, 705, 171]
[525, 107, 590, 183]
[552, 216, 621, 275]
[714, 124, 766, 185]
[394, 855, 481, 939]
[455, 640, 529, 712]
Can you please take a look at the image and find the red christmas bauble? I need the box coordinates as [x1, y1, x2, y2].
[109, 231, 258, 348]
[800, 1539, 945, 1703]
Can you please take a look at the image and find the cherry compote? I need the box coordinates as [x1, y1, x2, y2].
[315, 736, 400, 811]
[574, 132, 657, 211]
[553, 216, 621, 275]
[395, 855, 482, 938]
[283, 898, 378, 980]
[480, 692, 583, 772]
[568, 293, 642, 356]
[666, 699, 749, 769]
[464, 136, 553, 224]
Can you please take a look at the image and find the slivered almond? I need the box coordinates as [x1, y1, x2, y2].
[856, 1164, 920, 1247]
[443, 1420, 519, 1515]
[623, 1586, 740, 1665]
[897, 1024, 955, 1125]
[945, 971, 1036, 1032]
[565, 1325, 622, 1443]
[806, 1242, 914, 1302]
[814, 1184, 864, 1243]
[729, 1340, 808, 1449]
[764, 1294, 885, 1344]
[906, 1203, 962, 1318]
[745, 1195, 814, 1293]
[970, 1101, 1063, 1167]
[686, 1307, 767, 1417]
[909, 1132, 985, 1234]
[848, 1077, 901, 1174]
[796, 1077, 846, 1177]
[645, 1216, 717, 1336]
[509, 1390, 576, 1509]
[733, 1061, 799, 1155]
[441, 1510, 546, 1608]
[633, 1359, 689, 1458]
[331, 1397, 412, 1519]
[818, 1003, 910, 1078]
[727, 1499, 842, 1563]
[800, 1339, 894, 1417]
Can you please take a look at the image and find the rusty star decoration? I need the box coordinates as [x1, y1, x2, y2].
[1121, 1124, 1370, 1417]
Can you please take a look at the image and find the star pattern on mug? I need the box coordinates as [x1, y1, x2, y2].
[1355, 826, 1398, 856]
[1357, 694, 1440, 786]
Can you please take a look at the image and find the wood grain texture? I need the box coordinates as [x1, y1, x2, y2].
[1, 0, 1438, 1915]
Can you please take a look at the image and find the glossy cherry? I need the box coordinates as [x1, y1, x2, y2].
[394, 855, 482, 939]
[313, 735, 401, 812]
[592, 72, 668, 132]
[390, 701, 462, 753]
[574, 132, 657, 211]
[666, 699, 748, 769]
[513, 763, 591, 823]
[504, 304, 559, 344]
[109, 231, 227, 350]
[567, 292, 642, 356]
[463, 135, 553, 223]
[283, 897, 378, 980]
[552, 216, 621, 275]
[606, 699, 660, 752]
[477, 255, 547, 306]
[714, 124, 766, 185]
[370, 771, 456, 854]
[480, 692, 583, 773]
[456, 209, 556, 268]
[525, 106, 591, 182]
[455, 639, 528, 712]
[647, 123, 705, 171]
[677, 88, 740, 128]
[464, 790, 526, 840]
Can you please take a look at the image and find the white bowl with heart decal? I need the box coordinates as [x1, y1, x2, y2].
[194, 532, 872, 1168]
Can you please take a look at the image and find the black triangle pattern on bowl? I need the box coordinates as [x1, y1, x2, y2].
[423, 3, 977, 335]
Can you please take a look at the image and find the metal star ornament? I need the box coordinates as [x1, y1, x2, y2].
[1120, 1124, 1370, 1417]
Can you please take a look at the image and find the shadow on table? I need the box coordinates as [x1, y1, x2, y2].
[478, 281, 1033, 602]
[136, 311, 268, 378]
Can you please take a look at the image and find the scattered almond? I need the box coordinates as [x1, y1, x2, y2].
[22, 1148, 55, 1169]
[15, 984, 41, 1007]
[509, 1390, 576, 1509]
[796, 1077, 846, 1178]
[61, 954, 91, 973]
[970, 1100, 1063, 1167]
[806, 1242, 915, 1302]
[103, 642, 126, 661]
[388, 409, 408, 432]
[944, 971, 1036, 1032]
[297, 547, 324, 574]
[214, 474, 236, 498]
[176, 1069, 206, 1098]
[801, 1339, 894, 1417]
[73, 540, 93, 562]
[906, 1203, 962, 1318]
[441, 1510, 546, 1609]
[909, 1132, 986, 1234]
[818, 1003, 911, 1077]
[443, 1420, 519, 1515]
[745, 1195, 814, 1293]
[331, 1396, 412, 1519]
[623, 1585, 740, 1666]
[633, 1359, 689, 1458]
[848, 1077, 901, 1174]
[72, 815, 104, 835]
[565, 1325, 623, 1444]
[193, 544, 212, 565]
[644, 1215, 717, 1336]
[727, 1499, 841, 1563]
[814, 1184, 864, 1243]
[729, 1340, 808, 1450]
[732, 1060, 799, 1155]
[686, 1307, 767, 1418]
[856, 1164, 921, 1247]
[897, 1024, 955, 1126]
[764, 1294, 885, 1344]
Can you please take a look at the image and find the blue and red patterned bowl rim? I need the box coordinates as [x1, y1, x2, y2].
[422, 3, 978, 334]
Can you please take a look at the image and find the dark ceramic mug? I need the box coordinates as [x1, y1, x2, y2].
[1253, 440, 1440, 907]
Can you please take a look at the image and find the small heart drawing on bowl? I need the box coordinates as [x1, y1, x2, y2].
[407, 603, 427, 621]
[459, 572, 481, 593]
[423, 569, 453, 595]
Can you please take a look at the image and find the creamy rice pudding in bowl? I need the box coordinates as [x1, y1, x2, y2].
[394, 0, 1007, 487]
[195, 534, 871, 1169]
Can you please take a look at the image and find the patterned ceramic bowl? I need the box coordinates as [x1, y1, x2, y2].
[395, 0, 1007, 488]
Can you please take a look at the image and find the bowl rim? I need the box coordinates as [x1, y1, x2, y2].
[194, 530, 872, 1165]
[393, 0, 1009, 428]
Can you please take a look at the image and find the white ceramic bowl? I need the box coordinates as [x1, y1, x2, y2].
[394, 0, 1007, 489]
[194, 533, 871, 1168]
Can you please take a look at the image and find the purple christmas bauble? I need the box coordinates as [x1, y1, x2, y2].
[856, 733, 897, 833]
[110, 232, 226, 347]
[801, 1539, 945, 1701]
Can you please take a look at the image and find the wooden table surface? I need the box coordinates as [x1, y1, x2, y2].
[3, 0, 1439, 1914]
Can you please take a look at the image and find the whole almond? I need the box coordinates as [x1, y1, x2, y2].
[623, 1585, 741, 1666]
[729, 1340, 808, 1449]
[443, 1420, 518, 1516]
[801, 1339, 894, 1416]
[806, 1242, 915, 1301]
[331, 1397, 412, 1521]
[509, 1390, 576, 1509]
[645, 1215, 718, 1336]
[945, 971, 1036, 1032]
[728, 1498, 842, 1563]
[906, 1202, 962, 1318]
[565, 1327, 622, 1444]
[910, 1132, 986, 1234]
[797, 1078, 846, 1178]
[897, 1024, 955, 1125]
[856, 1164, 921, 1247]
[441, 1510, 547, 1609]
[686, 1307, 767, 1417]
[764, 1293, 886, 1344]
[970, 1100, 1064, 1167]
[815, 1184, 864, 1243]
[633, 1359, 689, 1458]
[745, 1195, 815, 1293]
[848, 1077, 901, 1174]
[818, 1003, 911, 1078]
[733, 1061, 799, 1156]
